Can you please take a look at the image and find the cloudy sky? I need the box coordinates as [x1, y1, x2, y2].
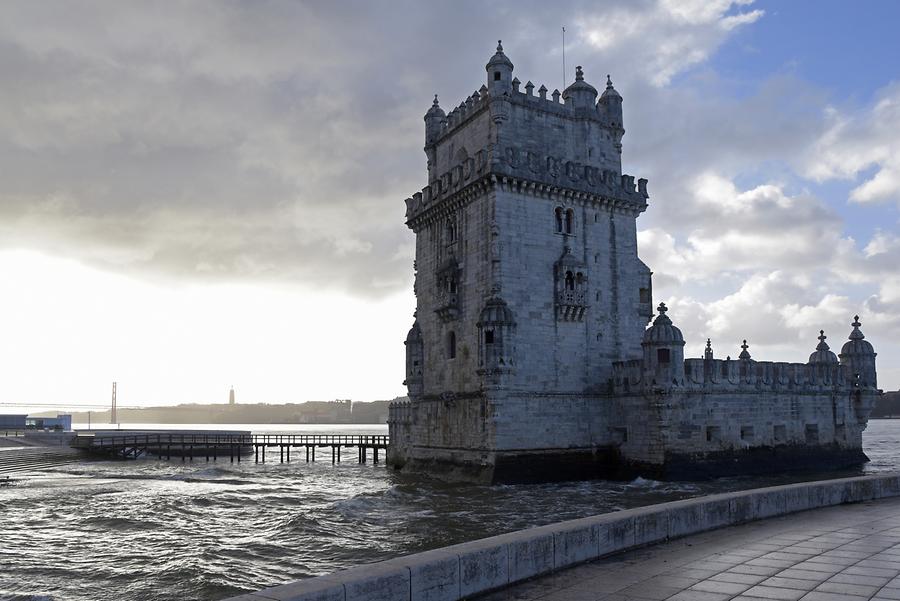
[1, 0, 898, 412]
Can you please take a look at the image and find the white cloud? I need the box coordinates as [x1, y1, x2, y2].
[579, 1, 763, 86]
[801, 83, 900, 206]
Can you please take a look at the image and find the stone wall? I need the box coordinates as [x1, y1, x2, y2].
[222, 474, 900, 601]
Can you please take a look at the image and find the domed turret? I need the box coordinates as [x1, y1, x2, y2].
[404, 319, 424, 397]
[424, 94, 446, 143]
[598, 74, 623, 132]
[563, 66, 598, 109]
[809, 330, 838, 364]
[642, 302, 685, 384]
[839, 316, 877, 388]
[485, 40, 514, 95]
[642, 302, 684, 345]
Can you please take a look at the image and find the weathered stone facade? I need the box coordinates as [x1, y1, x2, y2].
[388, 42, 880, 483]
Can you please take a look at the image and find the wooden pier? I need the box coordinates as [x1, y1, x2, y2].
[71, 432, 390, 465]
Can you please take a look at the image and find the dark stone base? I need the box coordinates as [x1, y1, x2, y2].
[639, 444, 870, 481]
[394, 444, 869, 484]
[491, 448, 621, 484]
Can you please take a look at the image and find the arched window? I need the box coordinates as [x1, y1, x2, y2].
[565, 209, 575, 234]
[449, 278, 457, 294]
[565, 271, 575, 291]
[484, 329, 494, 345]
[448, 331, 457, 359]
[576, 272, 584, 289]
[554, 207, 563, 233]
[446, 221, 457, 243]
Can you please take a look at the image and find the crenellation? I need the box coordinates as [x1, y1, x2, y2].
[388, 41, 879, 484]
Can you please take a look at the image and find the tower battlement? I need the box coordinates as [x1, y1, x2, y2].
[409, 41, 646, 228]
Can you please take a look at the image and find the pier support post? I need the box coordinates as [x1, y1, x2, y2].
[374, 448, 378, 464]
[287, 446, 290, 463]
[280, 446, 284, 463]
[255, 446, 259, 463]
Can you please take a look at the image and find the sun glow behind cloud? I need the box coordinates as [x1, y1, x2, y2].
[0, 250, 413, 411]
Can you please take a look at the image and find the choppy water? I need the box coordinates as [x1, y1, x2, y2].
[2, 420, 900, 601]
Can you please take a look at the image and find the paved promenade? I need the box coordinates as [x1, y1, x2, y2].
[477, 496, 900, 601]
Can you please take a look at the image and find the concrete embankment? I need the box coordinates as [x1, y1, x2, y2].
[0, 432, 80, 476]
[222, 473, 900, 601]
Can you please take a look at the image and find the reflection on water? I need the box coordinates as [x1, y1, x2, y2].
[2, 420, 899, 601]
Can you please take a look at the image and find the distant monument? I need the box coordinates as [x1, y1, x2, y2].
[229, 386, 235, 405]
[387, 42, 880, 483]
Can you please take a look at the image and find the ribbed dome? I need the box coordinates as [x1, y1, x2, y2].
[840, 316, 875, 356]
[477, 295, 516, 327]
[426, 94, 445, 118]
[809, 330, 838, 364]
[557, 246, 584, 268]
[485, 40, 513, 70]
[405, 321, 422, 344]
[600, 74, 622, 100]
[643, 302, 684, 344]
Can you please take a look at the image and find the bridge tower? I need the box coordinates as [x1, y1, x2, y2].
[110, 381, 117, 424]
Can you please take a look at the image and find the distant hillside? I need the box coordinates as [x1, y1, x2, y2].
[872, 391, 900, 418]
[40, 398, 404, 425]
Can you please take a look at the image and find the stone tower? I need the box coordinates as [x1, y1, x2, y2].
[391, 42, 652, 482]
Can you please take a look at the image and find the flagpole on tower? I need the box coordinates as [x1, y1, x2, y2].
[562, 26, 566, 90]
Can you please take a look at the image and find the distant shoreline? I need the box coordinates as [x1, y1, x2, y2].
[33, 398, 404, 425]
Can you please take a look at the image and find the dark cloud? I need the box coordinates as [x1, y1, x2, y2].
[0, 0, 765, 296]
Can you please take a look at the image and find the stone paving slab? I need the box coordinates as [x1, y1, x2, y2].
[476, 496, 900, 601]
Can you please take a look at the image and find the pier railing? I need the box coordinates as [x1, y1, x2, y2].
[71, 432, 390, 464]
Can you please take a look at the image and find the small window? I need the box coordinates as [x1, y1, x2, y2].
[484, 330, 494, 344]
[657, 348, 671, 364]
[706, 426, 721, 442]
[639, 288, 651, 303]
[576, 272, 584, 289]
[446, 221, 457, 243]
[595, 291, 601, 302]
[494, 71, 501, 81]
[554, 207, 563, 233]
[448, 332, 456, 359]
[741, 426, 754, 441]
[565, 271, 575, 291]
[565, 209, 574, 234]
[805, 424, 819, 444]
[774, 424, 786, 443]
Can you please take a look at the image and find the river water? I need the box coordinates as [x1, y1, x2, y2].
[2, 420, 900, 601]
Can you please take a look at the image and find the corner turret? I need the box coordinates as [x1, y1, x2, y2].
[485, 40, 514, 95]
[839, 316, 877, 388]
[642, 302, 685, 385]
[404, 319, 424, 397]
[599, 75, 624, 152]
[424, 94, 446, 144]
